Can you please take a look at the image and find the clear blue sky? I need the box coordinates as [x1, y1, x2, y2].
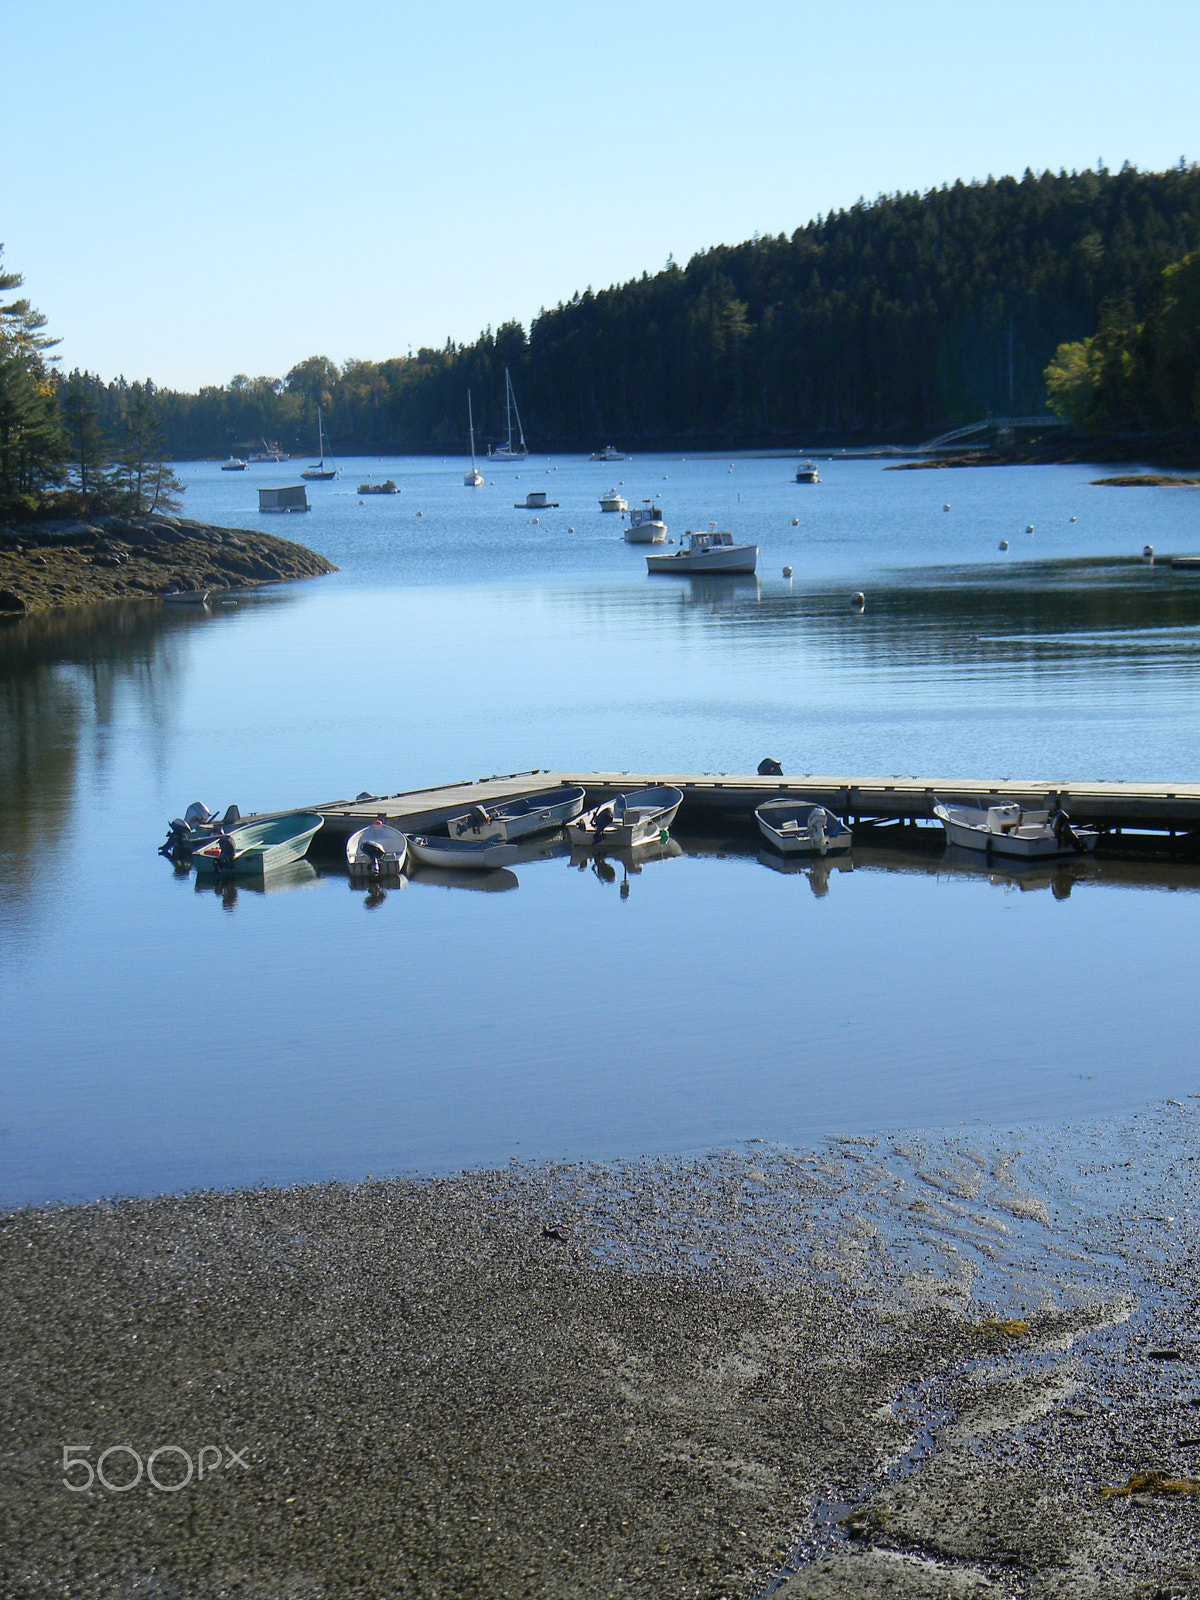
[3, 0, 1197, 391]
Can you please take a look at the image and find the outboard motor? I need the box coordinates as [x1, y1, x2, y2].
[217, 830, 237, 870]
[161, 818, 190, 859]
[362, 838, 388, 879]
[1051, 808, 1084, 852]
[807, 807, 829, 856]
[592, 803, 616, 840]
[758, 757, 783, 776]
[468, 805, 492, 829]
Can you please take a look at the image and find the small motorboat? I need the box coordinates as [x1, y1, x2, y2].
[599, 488, 628, 513]
[933, 798, 1099, 858]
[567, 786, 683, 851]
[192, 813, 325, 875]
[346, 819, 408, 879]
[795, 460, 820, 484]
[755, 798, 852, 856]
[447, 784, 586, 842]
[221, 457, 248, 471]
[406, 834, 519, 871]
[590, 445, 625, 462]
[358, 479, 398, 494]
[646, 526, 757, 575]
[625, 500, 667, 543]
[162, 589, 211, 604]
[161, 801, 242, 859]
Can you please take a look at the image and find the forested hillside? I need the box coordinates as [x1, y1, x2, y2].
[5, 164, 1200, 510]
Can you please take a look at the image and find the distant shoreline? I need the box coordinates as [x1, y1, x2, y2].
[0, 514, 336, 617]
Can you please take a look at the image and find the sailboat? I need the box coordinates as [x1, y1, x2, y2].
[464, 390, 484, 486]
[487, 368, 528, 462]
[300, 405, 338, 481]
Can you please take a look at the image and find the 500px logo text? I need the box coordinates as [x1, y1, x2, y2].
[62, 1444, 251, 1492]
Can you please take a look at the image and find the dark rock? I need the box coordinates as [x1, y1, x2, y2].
[0, 588, 27, 614]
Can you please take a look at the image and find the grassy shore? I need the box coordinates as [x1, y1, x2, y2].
[5, 1120, 1200, 1598]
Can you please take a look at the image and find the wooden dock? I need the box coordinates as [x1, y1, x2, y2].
[307, 769, 1200, 845]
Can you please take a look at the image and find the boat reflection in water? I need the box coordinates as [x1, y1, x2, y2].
[940, 844, 1099, 899]
[193, 857, 320, 911]
[677, 573, 761, 610]
[571, 834, 682, 896]
[756, 848, 854, 898]
[407, 865, 520, 893]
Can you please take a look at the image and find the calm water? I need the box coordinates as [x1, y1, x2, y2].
[4, 453, 1200, 1206]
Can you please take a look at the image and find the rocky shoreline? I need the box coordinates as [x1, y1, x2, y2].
[5, 1113, 1200, 1598]
[0, 514, 336, 617]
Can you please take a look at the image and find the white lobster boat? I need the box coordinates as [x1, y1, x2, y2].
[406, 834, 520, 871]
[599, 487, 628, 513]
[346, 820, 408, 879]
[625, 500, 667, 543]
[933, 798, 1099, 859]
[567, 786, 683, 850]
[646, 526, 757, 575]
[755, 798, 852, 857]
[447, 785, 586, 842]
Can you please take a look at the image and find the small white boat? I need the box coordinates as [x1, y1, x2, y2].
[625, 500, 666, 543]
[599, 488, 628, 513]
[646, 526, 757, 575]
[301, 406, 338, 480]
[755, 798, 852, 856]
[346, 819, 408, 878]
[933, 798, 1098, 858]
[487, 369, 529, 462]
[447, 784, 586, 842]
[464, 390, 484, 486]
[589, 445, 625, 462]
[162, 588, 211, 604]
[193, 812, 325, 875]
[795, 460, 820, 484]
[567, 786, 683, 850]
[221, 456, 248, 471]
[516, 489, 558, 509]
[406, 834, 520, 871]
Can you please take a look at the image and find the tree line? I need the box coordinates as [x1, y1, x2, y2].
[3, 163, 1200, 519]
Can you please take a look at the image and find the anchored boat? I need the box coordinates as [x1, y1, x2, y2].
[646, 526, 757, 575]
[406, 834, 520, 871]
[625, 499, 666, 543]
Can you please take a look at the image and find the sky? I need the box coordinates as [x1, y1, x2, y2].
[3, 0, 1199, 392]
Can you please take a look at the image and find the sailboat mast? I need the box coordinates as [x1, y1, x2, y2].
[504, 369, 514, 454]
[468, 390, 478, 470]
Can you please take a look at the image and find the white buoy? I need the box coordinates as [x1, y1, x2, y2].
[1026, 524, 1034, 533]
[1144, 544, 1154, 559]
[999, 539, 1009, 551]
[791, 517, 800, 526]
[417, 511, 423, 517]
[783, 566, 793, 578]
[532, 517, 540, 524]
[568, 525, 574, 533]
[851, 591, 865, 609]
[1070, 515, 1077, 522]
[943, 503, 951, 512]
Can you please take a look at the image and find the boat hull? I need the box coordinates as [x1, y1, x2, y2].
[407, 835, 520, 871]
[755, 800, 852, 856]
[447, 786, 586, 842]
[646, 545, 757, 574]
[193, 813, 324, 875]
[935, 802, 1099, 858]
[567, 786, 683, 851]
[346, 822, 409, 878]
[624, 521, 666, 543]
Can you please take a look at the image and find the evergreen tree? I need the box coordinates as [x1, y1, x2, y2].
[0, 245, 65, 514]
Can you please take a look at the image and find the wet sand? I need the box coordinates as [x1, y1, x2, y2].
[4, 1110, 1200, 1598]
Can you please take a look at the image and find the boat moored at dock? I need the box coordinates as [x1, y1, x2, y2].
[346, 820, 408, 878]
[406, 834, 520, 871]
[192, 813, 325, 876]
[447, 784, 586, 842]
[755, 798, 852, 856]
[933, 798, 1098, 858]
[567, 786, 683, 851]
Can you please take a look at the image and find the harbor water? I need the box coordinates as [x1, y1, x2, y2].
[4, 452, 1200, 1206]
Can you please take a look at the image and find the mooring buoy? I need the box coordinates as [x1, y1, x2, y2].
[943, 503, 951, 512]
[999, 539, 1009, 551]
[783, 566, 793, 578]
[851, 591, 866, 609]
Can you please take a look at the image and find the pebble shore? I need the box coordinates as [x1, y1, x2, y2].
[5, 1118, 1200, 1598]
[0, 515, 336, 615]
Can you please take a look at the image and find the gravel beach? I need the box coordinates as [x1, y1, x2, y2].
[5, 1113, 1200, 1598]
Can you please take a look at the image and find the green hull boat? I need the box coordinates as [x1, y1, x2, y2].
[192, 813, 324, 876]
